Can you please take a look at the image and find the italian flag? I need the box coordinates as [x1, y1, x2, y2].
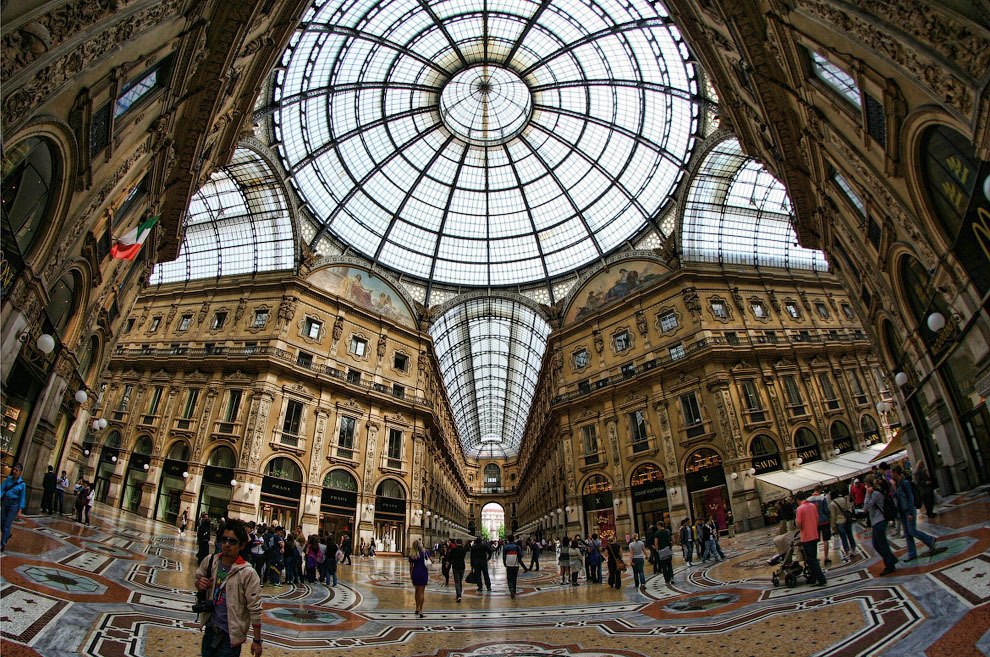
[111, 215, 158, 260]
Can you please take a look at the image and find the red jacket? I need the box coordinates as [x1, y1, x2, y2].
[796, 500, 821, 542]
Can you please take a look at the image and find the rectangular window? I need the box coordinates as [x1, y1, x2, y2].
[124, 318, 135, 333]
[629, 410, 649, 452]
[577, 379, 591, 394]
[581, 425, 599, 464]
[305, 318, 322, 339]
[815, 302, 830, 320]
[252, 309, 269, 328]
[338, 416, 356, 455]
[680, 392, 704, 437]
[181, 389, 199, 419]
[392, 383, 405, 398]
[90, 102, 112, 158]
[864, 93, 886, 147]
[296, 351, 313, 367]
[782, 375, 805, 415]
[574, 349, 590, 369]
[349, 336, 367, 357]
[149, 316, 161, 332]
[763, 330, 778, 344]
[841, 304, 855, 320]
[224, 388, 242, 423]
[614, 331, 631, 351]
[867, 216, 882, 250]
[848, 371, 867, 404]
[118, 384, 133, 411]
[393, 353, 408, 370]
[810, 51, 861, 107]
[114, 54, 174, 118]
[669, 343, 686, 361]
[833, 171, 866, 216]
[818, 373, 840, 409]
[726, 331, 740, 345]
[142, 386, 163, 424]
[711, 301, 728, 319]
[114, 177, 148, 229]
[211, 311, 227, 330]
[178, 314, 192, 331]
[346, 369, 361, 384]
[751, 302, 767, 319]
[387, 428, 402, 467]
[281, 400, 303, 445]
[741, 380, 766, 423]
[660, 311, 678, 332]
[785, 302, 801, 319]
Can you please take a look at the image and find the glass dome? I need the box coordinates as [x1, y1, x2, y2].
[273, 0, 703, 288]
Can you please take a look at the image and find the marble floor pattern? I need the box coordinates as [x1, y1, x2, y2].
[2, 489, 989, 657]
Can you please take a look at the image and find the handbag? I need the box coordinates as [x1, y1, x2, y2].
[465, 569, 478, 584]
[617, 560, 628, 572]
[658, 546, 673, 560]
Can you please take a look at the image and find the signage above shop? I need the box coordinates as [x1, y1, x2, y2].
[631, 479, 667, 501]
[752, 453, 781, 474]
[262, 476, 302, 501]
[376, 496, 406, 516]
[321, 488, 357, 509]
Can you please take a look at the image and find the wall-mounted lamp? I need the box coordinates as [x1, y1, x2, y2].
[98, 418, 108, 430]
[425, 510, 432, 517]
[83, 449, 90, 456]
[247, 482, 255, 492]
[182, 471, 189, 479]
[230, 479, 238, 487]
[894, 372, 909, 386]
[556, 507, 562, 514]
[796, 458, 804, 465]
[671, 488, 678, 496]
[366, 504, 375, 513]
[927, 312, 946, 332]
[731, 472, 738, 480]
[747, 468, 756, 477]
[110, 455, 117, 463]
[74, 389, 88, 404]
[876, 401, 893, 414]
[92, 419, 100, 431]
[564, 506, 571, 513]
[36, 333, 56, 354]
[834, 448, 841, 456]
[143, 463, 150, 471]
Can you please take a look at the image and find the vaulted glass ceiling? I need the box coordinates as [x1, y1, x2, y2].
[682, 138, 828, 271]
[151, 148, 295, 284]
[429, 297, 550, 459]
[272, 0, 702, 289]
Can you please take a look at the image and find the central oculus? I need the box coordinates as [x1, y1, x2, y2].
[439, 65, 532, 146]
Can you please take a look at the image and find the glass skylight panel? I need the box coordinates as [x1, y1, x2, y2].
[811, 51, 861, 108]
[273, 0, 703, 288]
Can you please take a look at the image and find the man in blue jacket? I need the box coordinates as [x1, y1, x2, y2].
[1, 463, 27, 552]
[892, 465, 943, 562]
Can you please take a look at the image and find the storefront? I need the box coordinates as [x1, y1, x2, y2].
[582, 474, 615, 543]
[197, 446, 236, 521]
[684, 448, 729, 530]
[260, 457, 303, 529]
[374, 479, 406, 553]
[794, 427, 821, 464]
[94, 431, 122, 503]
[121, 436, 152, 513]
[155, 456, 188, 524]
[830, 421, 855, 454]
[320, 469, 358, 544]
[630, 463, 668, 534]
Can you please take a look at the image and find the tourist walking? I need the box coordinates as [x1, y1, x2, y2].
[568, 536, 584, 586]
[470, 537, 492, 592]
[503, 534, 525, 598]
[678, 519, 693, 566]
[528, 537, 541, 571]
[605, 536, 624, 589]
[892, 465, 940, 562]
[628, 533, 647, 589]
[795, 490, 827, 587]
[864, 474, 898, 575]
[1, 463, 26, 552]
[656, 521, 674, 586]
[408, 539, 431, 617]
[196, 513, 212, 563]
[448, 538, 468, 602]
[829, 486, 857, 561]
[41, 465, 56, 514]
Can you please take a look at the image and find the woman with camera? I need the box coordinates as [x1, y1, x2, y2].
[194, 519, 263, 656]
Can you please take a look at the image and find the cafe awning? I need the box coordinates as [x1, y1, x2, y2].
[755, 443, 908, 500]
[870, 431, 905, 463]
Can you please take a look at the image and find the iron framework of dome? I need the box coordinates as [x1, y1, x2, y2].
[272, 0, 703, 290]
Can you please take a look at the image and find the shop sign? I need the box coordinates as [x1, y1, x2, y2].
[797, 444, 820, 463]
[375, 496, 406, 516]
[582, 491, 614, 511]
[163, 458, 187, 478]
[631, 480, 667, 501]
[751, 453, 781, 474]
[262, 476, 302, 500]
[321, 488, 357, 508]
[203, 465, 234, 486]
[832, 436, 854, 454]
[685, 466, 726, 491]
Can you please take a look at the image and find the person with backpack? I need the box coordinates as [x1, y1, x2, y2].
[829, 486, 857, 562]
[502, 534, 525, 598]
[283, 532, 302, 586]
[304, 535, 322, 583]
[864, 474, 898, 575]
[795, 490, 827, 587]
[586, 533, 603, 583]
[808, 486, 832, 565]
[892, 465, 941, 562]
[655, 521, 675, 587]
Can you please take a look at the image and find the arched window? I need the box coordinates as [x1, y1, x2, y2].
[323, 469, 358, 492]
[207, 446, 237, 469]
[46, 272, 77, 334]
[794, 427, 821, 463]
[265, 457, 302, 481]
[484, 463, 501, 488]
[830, 420, 853, 453]
[376, 478, 405, 499]
[861, 415, 881, 445]
[104, 431, 122, 449]
[630, 463, 664, 486]
[685, 448, 722, 473]
[899, 255, 953, 354]
[167, 441, 190, 461]
[1, 136, 60, 259]
[583, 474, 612, 494]
[132, 435, 153, 455]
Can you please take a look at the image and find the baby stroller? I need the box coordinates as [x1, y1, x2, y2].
[769, 531, 812, 588]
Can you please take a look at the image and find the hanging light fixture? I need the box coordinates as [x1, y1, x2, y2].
[36, 333, 56, 354]
[927, 312, 946, 332]
[894, 372, 909, 386]
[74, 389, 88, 404]
[92, 419, 100, 431]
[98, 418, 108, 430]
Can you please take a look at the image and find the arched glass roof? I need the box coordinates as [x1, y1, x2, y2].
[151, 148, 295, 284]
[681, 138, 827, 271]
[429, 297, 550, 459]
[272, 0, 702, 289]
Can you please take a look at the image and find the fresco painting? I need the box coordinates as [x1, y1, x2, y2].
[307, 266, 415, 327]
[565, 260, 668, 323]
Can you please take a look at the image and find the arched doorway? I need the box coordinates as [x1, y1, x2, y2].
[260, 457, 303, 529]
[121, 435, 152, 513]
[320, 469, 358, 543]
[830, 420, 854, 454]
[684, 448, 729, 530]
[156, 440, 190, 524]
[481, 502, 505, 541]
[94, 430, 121, 503]
[582, 474, 615, 543]
[374, 478, 406, 553]
[630, 463, 667, 535]
[794, 427, 821, 463]
[198, 446, 236, 521]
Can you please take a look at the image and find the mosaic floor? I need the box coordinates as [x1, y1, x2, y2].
[2, 489, 989, 657]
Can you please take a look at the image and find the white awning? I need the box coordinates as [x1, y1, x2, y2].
[754, 443, 908, 500]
